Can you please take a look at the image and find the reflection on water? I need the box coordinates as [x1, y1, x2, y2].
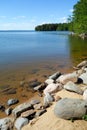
[68, 35, 87, 65]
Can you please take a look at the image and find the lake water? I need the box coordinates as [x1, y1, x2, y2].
[0, 30, 87, 85]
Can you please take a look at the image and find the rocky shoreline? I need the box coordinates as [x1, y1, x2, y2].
[1, 60, 87, 130]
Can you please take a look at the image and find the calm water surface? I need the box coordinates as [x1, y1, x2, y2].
[0, 30, 87, 84]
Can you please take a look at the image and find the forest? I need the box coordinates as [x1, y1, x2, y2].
[35, 0, 87, 34]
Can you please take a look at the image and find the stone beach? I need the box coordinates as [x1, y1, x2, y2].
[0, 60, 87, 130]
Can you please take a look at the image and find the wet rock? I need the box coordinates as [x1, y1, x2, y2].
[12, 101, 32, 118]
[44, 93, 54, 106]
[36, 109, 47, 117]
[20, 81, 25, 87]
[77, 60, 87, 68]
[30, 99, 40, 105]
[29, 80, 41, 88]
[49, 71, 61, 80]
[14, 117, 28, 130]
[7, 99, 19, 106]
[45, 79, 54, 85]
[33, 83, 46, 91]
[54, 98, 87, 119]
[0, 117, 13, 130]
[83, 89, 87, 100]
[44, 83, 63, 95]
[5, 108, 13, 116]
[64, 81, 83, 95]
[0, 87, 16, 94]
[21, 110, 36, 118]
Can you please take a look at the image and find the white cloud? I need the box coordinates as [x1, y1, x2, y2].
[59, 17, 68, 23]
[69, 9, 74, 13]
[12, 16, 26, 20]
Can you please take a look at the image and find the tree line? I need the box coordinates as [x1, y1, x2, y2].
[35, 23, 72, 31]
[35, 0, 87, 34]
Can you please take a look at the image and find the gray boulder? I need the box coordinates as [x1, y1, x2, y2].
[7, 99, 19, 106]
[54, 98, 87, 119]
[12, 101, 32, 118]
[64, 81, 83, 95]
[0, 117, 13, 130]
[14, 117, 28, 130]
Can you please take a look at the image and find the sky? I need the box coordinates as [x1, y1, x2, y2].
[0, 0, 78, 30]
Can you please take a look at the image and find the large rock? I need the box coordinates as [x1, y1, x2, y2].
[83, 89, 87, 100]
[12, 101, 32, 118]
[64, 81, 83, 95]
[45, 79, 54, 85]
[0, 117, 13, 130]
[56, 72, 78, 84]
[54, 98, 87, 119]
[49, 71, 61, 80]
[14, 117, 28, 130]
[79, 71, 87, 84]
[44, 83, 63, 95]
[7, 98, 19, 106]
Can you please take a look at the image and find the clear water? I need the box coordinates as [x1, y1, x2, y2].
[0, 30, 87, 70]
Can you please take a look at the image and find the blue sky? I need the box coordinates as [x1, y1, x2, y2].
[0, 0, 78, 30]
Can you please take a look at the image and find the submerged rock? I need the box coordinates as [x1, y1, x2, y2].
[54, 98, 87, 119]
[7, 99, 19, 106]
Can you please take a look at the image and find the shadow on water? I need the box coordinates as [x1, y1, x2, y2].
[68, 35, 87, 66]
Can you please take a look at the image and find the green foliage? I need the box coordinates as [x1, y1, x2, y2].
[35, 23, 70, 31]
[72, 0, 87, 34]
